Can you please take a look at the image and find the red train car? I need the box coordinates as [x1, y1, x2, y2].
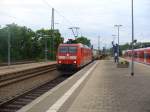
[144, 48, 150, 64]
[57, 43, 92, 72]
[124, 47, 150, 64]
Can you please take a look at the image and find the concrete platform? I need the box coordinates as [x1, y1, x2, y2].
[0, 61, 56, 76]
[18, 60, 150, 112]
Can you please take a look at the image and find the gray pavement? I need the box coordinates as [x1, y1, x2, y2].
[65, 60, 150, 112]
[17, 62, 96, 112]
[17, 60, 150, 112]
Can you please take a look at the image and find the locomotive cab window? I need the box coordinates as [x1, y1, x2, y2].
[145, 53, 150, 59]
[69, 47, 77, 53]
[59, 47, 68, 53]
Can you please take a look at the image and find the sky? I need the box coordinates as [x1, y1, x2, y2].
[0, 0, 150, 48]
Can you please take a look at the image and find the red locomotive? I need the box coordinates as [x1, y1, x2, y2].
[124, 47, 150, 64]
[57, 43, 92, 72]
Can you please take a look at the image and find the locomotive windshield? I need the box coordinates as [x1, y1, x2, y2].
[59, 47, 68, 53]
[59, 46, 77, 53]
[69, 47, 77, 53]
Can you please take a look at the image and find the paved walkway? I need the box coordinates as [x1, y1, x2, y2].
[66, 60, 150, 112]
[0, 61, 56, 76]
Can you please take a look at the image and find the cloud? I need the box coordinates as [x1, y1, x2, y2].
[0, 0, 150, 48]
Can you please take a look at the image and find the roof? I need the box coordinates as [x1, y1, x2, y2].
[59, 43, 91, 49]
[126, 47, 150, 52]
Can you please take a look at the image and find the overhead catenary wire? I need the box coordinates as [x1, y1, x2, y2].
[41, 0, 74, 26]
[1, 0, 81, 38]
[0, 0, 72, 29]
[41, 0, 81, 36]
[55, 9, 74, 26]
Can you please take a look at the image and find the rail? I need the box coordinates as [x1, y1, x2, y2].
[0, 63, 57, 106]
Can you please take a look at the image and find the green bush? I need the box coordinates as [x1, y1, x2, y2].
[119, 60, 129, 65]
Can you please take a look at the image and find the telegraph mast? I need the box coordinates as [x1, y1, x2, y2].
[51, 8, 55, 60]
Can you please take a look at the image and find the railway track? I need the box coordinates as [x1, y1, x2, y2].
[0, 64, 58, 106]
[0, 60, 92, 112]
[0, 75, 68, 112]
[0, 64, 56, 87]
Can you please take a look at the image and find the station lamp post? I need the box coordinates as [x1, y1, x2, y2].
[0, 25, 11, 66]
[44, 35, 48, 62]
[7, 27, 11, 66]
[114, 24, 122, 62]
[37, 33, 49, 62]
[44, 35, 53, 62]
[112, 34, 117, 58]
[131, 0, 134, 76]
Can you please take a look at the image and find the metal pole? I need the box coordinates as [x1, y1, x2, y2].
[51, 8, 55, 60]
[118, 27, 120, 62]
[131, 0, 134, 76]
[8, 29, 11, 66]
[98, 36, 100, 54]
[114, 25, 122, 63]
[98, 36, 100, 51]
[45, 36, 47, 62]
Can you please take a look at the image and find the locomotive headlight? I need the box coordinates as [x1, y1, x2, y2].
[73, 60, 77, 64]
[66, 53, 69, 56]
[58, 61, 61, 64]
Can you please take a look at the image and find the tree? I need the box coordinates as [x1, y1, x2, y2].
[36, 29, 63, 60]
[0, 23, 64, 63]
[75, 36, 91, 47]
[120, 43, 130, 51]
[6, 24, 35, 61]
[0, 26, 8, 62]
[66, 36, 91, 47]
